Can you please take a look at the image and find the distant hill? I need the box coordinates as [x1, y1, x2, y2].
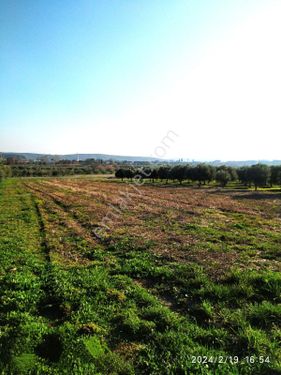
[1, 152, 281, 166]
[206, 160, 281, 167]
[0, 152, 161, 162]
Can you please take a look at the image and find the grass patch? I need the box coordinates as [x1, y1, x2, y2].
[0, 178, 280, 374]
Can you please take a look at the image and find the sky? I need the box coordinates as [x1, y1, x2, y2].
[1, 0, 281, 161]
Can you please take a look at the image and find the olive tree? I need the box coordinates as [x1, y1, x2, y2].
[215, 170, 231, 187]
[248, 164, 270, 190]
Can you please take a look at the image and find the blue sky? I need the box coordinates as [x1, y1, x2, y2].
[1, 0, 280, 160]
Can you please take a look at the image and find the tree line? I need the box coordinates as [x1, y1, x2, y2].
[115, 164, 281, 190]
[1, 161, 280, 190]
[1, 164, 114, 178]
[0, 156, 118, 177]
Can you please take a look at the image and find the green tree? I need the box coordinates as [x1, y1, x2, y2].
[237, 167, 251, 187]
[157, 166, 170, 183]
[193, 164, 213, 186]
[169, 165, 187, 184]
[115, 168, 126, 181]
[215, 170, 231, 187]
[270, 166, 281, 187]
[248, 164, 270, 190]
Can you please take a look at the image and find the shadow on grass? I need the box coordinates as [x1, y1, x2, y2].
[233, 192, 281, 200]
[207, 188, 281, 200]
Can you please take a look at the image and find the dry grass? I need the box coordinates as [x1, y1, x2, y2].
[25, 178, 281, 275]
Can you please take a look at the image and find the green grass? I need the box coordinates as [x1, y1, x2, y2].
[0, 179, 280, 374]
